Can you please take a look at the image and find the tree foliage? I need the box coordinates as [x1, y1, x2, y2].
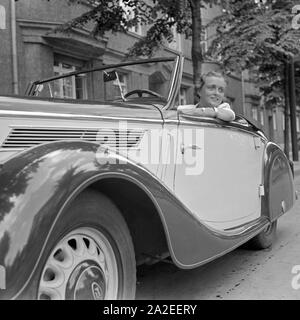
[60, 0, 203, 54]
[56, 0, 219, 101]
[207, 0, 300, 106]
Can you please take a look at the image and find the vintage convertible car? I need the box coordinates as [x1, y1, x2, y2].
[0, 55, 295, 300]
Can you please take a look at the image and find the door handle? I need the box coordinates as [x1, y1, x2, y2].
[180, 144, 202, 154]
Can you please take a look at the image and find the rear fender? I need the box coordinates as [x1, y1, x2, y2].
[261, 143, 295, 221]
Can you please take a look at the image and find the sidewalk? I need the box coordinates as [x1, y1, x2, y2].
[286, 151, 300, 177]
[293, 161, 300, 177]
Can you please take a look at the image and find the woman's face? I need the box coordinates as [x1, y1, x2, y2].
[199, 76, 226, 108]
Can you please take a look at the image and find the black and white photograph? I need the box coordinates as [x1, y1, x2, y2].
[0, 0, 299, 305]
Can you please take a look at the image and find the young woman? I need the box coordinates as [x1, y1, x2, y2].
[178, 71, 235, 122]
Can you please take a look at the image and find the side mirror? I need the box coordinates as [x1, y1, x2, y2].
[36, 84, 44, 92]
[32, 84, 44, 96]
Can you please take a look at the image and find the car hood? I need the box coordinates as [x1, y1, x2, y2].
[0, 95, 163, 121]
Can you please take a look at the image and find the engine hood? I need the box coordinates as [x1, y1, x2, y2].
[0, 95, 163, 121]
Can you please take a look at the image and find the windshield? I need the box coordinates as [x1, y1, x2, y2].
[28, 57, 177, 106]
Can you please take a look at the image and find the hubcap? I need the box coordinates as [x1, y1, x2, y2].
[65, 261, 106, 300]
[38, 228, 119, 300]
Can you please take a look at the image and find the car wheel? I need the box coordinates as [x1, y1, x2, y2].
[35, 190, 136, 300]
[245, 221, 277, 250]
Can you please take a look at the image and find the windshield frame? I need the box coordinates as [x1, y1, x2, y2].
[26, 56, 182, 108]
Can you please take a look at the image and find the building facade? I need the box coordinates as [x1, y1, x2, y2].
[0, 0, 291, 147]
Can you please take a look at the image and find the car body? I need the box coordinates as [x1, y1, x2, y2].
[0, 54, 295, 300]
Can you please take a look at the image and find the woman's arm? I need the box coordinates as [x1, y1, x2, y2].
[178, 102, 235, 122]
[177, 104, 196, 112]
[215, 103, 235, 122]
[179, 106, 216, 117]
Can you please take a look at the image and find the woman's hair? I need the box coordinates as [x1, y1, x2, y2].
[200, 71, 228, 89]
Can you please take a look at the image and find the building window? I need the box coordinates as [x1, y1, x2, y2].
[273, 109, 277, 130]
[0, 5, 5, 30]
[75, 74, 88, 100]
[297, 115, 300, 132]
[129, 22, 142, 35]
[53, 61, 87, 99]
[168, 24, 182, 52]
[260, 109, 264, 125]
[200, 28, 208, 54]
[179, 87, 187, 105]
[53, 62, 75, 99]
[120, 0, 142, 35]
[251, 106, 258, 121]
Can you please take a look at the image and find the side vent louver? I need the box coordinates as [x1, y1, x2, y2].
[1, 127, 144, 150]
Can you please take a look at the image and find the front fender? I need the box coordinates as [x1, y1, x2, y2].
[0, 141, 275, 299]
[0, 141, 135, 298]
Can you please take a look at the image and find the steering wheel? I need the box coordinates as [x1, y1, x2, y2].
[124, 89, 164, 99]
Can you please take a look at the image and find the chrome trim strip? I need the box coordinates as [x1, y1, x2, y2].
[164, 55, 183, 111]
[0, 149, 21, 152]
[7, 124, 146, 130]
[166, 55, 181, 102]
[163, 119, 179, 125]
[179, 118, 268, 140]
[0, 110, 164, 124]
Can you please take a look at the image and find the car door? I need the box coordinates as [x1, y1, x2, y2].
[173, 115, 266, 230]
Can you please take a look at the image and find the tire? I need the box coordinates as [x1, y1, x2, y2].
[245, 221, 277, 250]
[33, 190, 136, 300]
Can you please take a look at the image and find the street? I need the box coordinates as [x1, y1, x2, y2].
[136, 173, 300, 300]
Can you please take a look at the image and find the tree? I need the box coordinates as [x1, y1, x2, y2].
[207, 0, 300, 156]
[55, 0, 219, 102]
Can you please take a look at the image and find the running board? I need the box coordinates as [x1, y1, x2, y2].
[206, 216, 270, 240]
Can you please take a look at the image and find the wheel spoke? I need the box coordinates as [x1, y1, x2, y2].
[38, 287, 62, 300]
[72, 236, 86, 256]
[38, 228, 119, 300]
[41, 263, 65, 285]
[52, 245, 74, 269]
